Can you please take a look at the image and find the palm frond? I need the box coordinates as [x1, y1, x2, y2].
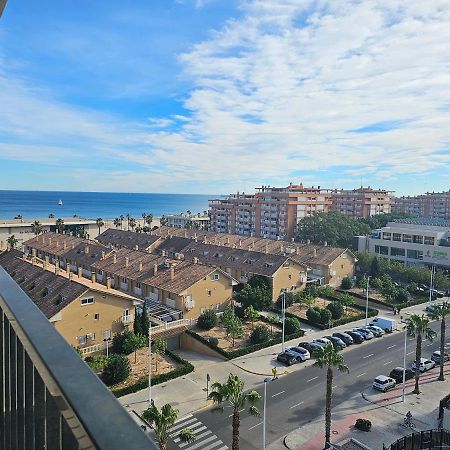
[249, 405, 261, 417]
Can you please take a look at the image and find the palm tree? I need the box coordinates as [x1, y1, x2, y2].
[160, 215, 168, 226]
[142, 403, 178, 450]
[113, 218, 121, 229]
[432, 302, 450, 381]
[119, 214, 124, 229]
[55, 218, 64, 233]
[208, 373, 261, 450]
[313, 342, 349, 449]
[96, 218, 104, 235]
[407, 314, 436, 394]
[145, 213, 153, 229]
[126, 213, 130, 230]
[7, 235, 19, 250]
[31, 220, 43, 237]
[129, 217, 136, 231]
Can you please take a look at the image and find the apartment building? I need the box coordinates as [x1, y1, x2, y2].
[0, 250, 140, 353]
[209, 184, 393, 240]
[355, 219, 450, 269]
[166, 212, 210, 230]
[393, 190, 450, 219]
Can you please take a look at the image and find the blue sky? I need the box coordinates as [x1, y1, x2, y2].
[0, 0, 449, 196]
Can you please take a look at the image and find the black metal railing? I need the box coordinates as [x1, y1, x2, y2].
[384, 429, 450, 450]
[0, 266, 157, 449]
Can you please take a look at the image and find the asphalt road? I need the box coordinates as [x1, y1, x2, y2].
[167, 320, 444, 450]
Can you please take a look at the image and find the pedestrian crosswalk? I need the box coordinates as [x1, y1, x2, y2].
[169, 414, 228, 450]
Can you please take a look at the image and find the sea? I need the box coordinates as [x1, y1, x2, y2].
[0, 190, 216, 220]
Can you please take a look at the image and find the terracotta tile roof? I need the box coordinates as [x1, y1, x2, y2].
[0, 250, 87, 318]
[154, 236, 192, 256]
[63, 242, 112, 267]
[96, 229, 161, 251]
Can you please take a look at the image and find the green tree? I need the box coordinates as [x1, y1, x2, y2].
[198, 309, 218, 330]
[96, 218, 104, 235]
[102, 354, 131, 385]
[244, 305, 260, 330]
[152, 339, 167, 372]
[406, 314, 436, 394]
[113, 218, 121, 229]
[284, 317, 301, 335]
[123, 332, 146, 363]
[265, 315, 281, 335]
[306, 307, 321, 324]
[142, 403, 178, 450]
[208, 374, 261, 450]
[55, 218, 64, 233]
[112, 330, 133, 354]
[250, 325, 271, 344]
[85, 354, 108, 372]
[340, 277, 353, 290]
[6, 235, 19, 250]
[431, 303, 450, 381]
[140, 306, 149, 337]
[31, 220, 43, 236]
[338, 293, 354, 312]
[225, 315, 244, 347]
[144, 213, 153, 228]
[129, 217, 137, 231]
[133, 309, 142, 335]
[313, 343, 349, 449]
[160, 215, 168, 226]
[370, 257, 381, 278]
[394, 288, 409, 304]
[327, 301, 344, 319]
[358, 212, 416, 229]
[320, 308, 333, 325]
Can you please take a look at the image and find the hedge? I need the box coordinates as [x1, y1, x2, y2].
[112, 349, 194, 397]
[335, 289, 391, 308]
[186, 328, 305, 360]
[396, 295, 434, 311]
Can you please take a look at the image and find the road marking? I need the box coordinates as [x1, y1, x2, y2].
[248, 422, 263, 431]
[387, 345, 396, 349]
[407, 351, 415, 355]
[174, 414, 193, 425]
[169, 417, 197, 432]
[307, 376, 318, 383]
[427, 343, 434, 347]
[170, 422, 204, 437]
[175, 429, 209, 443]
[290, 401, 304, 409]
[272, 390, 286, 398]
[384, 361, 393, 366]
[363, 354, 374, 359]
[181, 435, 220, 450]
[409, 338, 415, 341]
[357, 373, 366, 378]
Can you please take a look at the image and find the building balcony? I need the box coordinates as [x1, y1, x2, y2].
[0, 266, 155, 450]
[121, 314, 134, 325]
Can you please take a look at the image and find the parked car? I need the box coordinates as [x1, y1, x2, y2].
[370, 317, 396, 333]
[324, 335, 346, 349]
[285, 346, 310, 361]
[373, 375, 396, 392]
[365, 325, 384, 337]
[297, 341, 324, 356]
[412, 358, 435, 372]
[277, 351, 300, 366]
[389, 367, 415, 383]
[430, 289, 445, 298]
[353, 328, 374, 340]
[345, 330, 364, 344]
[333, 332, 354, 345]
[431, 351, 450, 364]
[312, 337, 331, 347]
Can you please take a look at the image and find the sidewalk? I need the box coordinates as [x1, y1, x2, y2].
[279, 364, 450, 450]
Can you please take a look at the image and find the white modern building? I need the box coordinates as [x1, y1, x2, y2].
[166, 212, 210, 230]
[355, 219, 450, 269]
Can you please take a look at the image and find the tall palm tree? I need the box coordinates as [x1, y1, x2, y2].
[96, 218, 104, 235]
[119, 214, 124, 229]
[208, 373, 261, 450]
[407, 314, 436, 394]
[55, 218, 64, 233]
[129, 217, 136, 231]
[160, 215, 168, 226]
[142, 403, 178, 450]
[113, 218, 121, 229]
[31, 220, 43, 237]
[145, 213, 153, 229]
[6, 235, 19, 250]
[432, 302, 450, 381]
[126, 213, 130, 230]
[313, 342, 349, 449]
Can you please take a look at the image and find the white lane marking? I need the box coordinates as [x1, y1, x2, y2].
[182, 435, 219, 450]
[170, 422, 204, 437]
[290, 401, 304, 409]
[357, 373, 366, 378]
[272, 390, 286, 398]
[248, 422, 263, 431]
[169, 417, 197, 432]
[201, 442, 226, 450]
[307, 376, 318, 383]
[407, 351, 415, 355]
[409, 338, 415, 341]
[387, 345, 396, 349]
[179, 430, 212, 447]
[228, 408, 244, 418]
[174, 414, 193, 425]
[363, 354, 374, 359]
[427, 343, 434, 346]
[174, 428, 209, 443]
[384, 361, 393, 366]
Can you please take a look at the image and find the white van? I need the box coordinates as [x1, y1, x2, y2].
[370, 317, 396, 333]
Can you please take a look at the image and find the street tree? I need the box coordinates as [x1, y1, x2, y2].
[406, 314, 436, 394]
[208, 373, 261, 450]
[152, 339, 166, 373]
[142, 403, 178, 450]
[224, 315, 244, 347]
[244, 305, 260, 330]
[313, 342, 349, 449]
[432, 302, 450, 381]
[96, 218, 104, 235]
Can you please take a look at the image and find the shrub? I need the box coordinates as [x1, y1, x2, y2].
[327, 301, 344, 319]
[319, 308, 333, 325]
[276, 292, 295, 309]
[341, 277, 353, 290]
[85, 354, 108, 372]
[306, 307, 322, 324]
[318, 285, 334, 297]
[122, 332, 147, 356]
[112, 330, 134, 354]
[250, 325, 271, 344]
[355, 418, 372, 432]
[102, 354, 131, 385]
[304, 284, 320, 298]
[197, 309, 218, 330]
[394, 288, 409, 304]
[284, 317, 301, 335]
[208, 337, 219, 347]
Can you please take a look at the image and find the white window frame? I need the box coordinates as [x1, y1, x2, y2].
[212, 273, 220, 281]
[81, 297, 94, 306]
[78, 335, 87, 345]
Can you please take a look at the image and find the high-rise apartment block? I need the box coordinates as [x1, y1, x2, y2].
[393, 190, 450, 220]
[209, 184, 393, 240]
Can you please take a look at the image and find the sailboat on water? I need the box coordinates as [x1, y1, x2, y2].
[58, 199, 63, 206]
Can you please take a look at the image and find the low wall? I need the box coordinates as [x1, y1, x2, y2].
[180, 332, 227, 360]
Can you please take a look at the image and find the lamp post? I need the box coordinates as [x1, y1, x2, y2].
[281, 290, 286, 352]
[148, 322, 152, 406]
[402, 326, 407, 402]
[365, 275, 371, 326]
[429, 265, 435, 306]
[103, 337, 111, 358]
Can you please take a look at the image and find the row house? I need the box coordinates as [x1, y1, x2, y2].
[96, 228, 162, 252]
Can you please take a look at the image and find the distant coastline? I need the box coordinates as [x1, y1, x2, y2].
[0, 190, 216, 220]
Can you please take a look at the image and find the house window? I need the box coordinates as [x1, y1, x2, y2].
[391, 247, 405, 257]
[392, 233, 401, 242]
[103, 330, 111, 340]
[87, 333, 95, 340]
[97, 270, 103, 275]
[122, 277, 127, 284]
[207, 290, 212, 296]
[78, 335, 87, 345]
[81, 297, 94, 305]
[212, 274, 219, 281]
[136, 282, 141, 288]
[215, 303, 220, 310]
[94, 313, 100, 320]
[424, 236, 435, 245]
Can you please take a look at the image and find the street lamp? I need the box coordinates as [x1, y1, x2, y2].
[365, 275, 371, 326]
[401, 322, 408, 402]
[263, 376, 277, 449]
[429, 265, 435, 306]
[148, 321, 152, 406]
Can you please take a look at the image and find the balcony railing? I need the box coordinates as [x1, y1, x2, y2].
[0, 266, 157, 450]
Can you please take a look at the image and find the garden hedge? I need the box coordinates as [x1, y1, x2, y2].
[112, 349, 194, 397]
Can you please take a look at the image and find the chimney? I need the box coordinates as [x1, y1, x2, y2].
[45, 256, 49, 264]
[32, 248, 36, 257]
[78, 267, 83, 278]
[49, 237, 52, 245]
[239, 240, 242, 247]
[56, 241, 59, 248]
[63, 242, 67, 250]
[194, 237, 198, 242]
[85, 245, 89, 254]
[306, 239, 310, 245]
[296, 247, 300, 255]
[153, 264, 158, 276]
[101, 251, 105, 260]
[248, 245, 251, 251]
[324, 241, 328, 247]
[125, 257, 129, 267]
[193, 257, 198, 264]
[170, 267, 175, 280]
[113, 254, 117, 264]
[106, 277, 111, 289]
[66, 264, 70, 274]
[135, 245, 139, 251]
[313, 248, 317, 257]
[265, 244, 268, 254]
[194, 233, 197, 239]
[226, 237, 230, 244]
[91, 273, 96, 284]
[139, 262, 143, 271]
[69, 272, 72, 280]
[71, 243, 75, 249]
